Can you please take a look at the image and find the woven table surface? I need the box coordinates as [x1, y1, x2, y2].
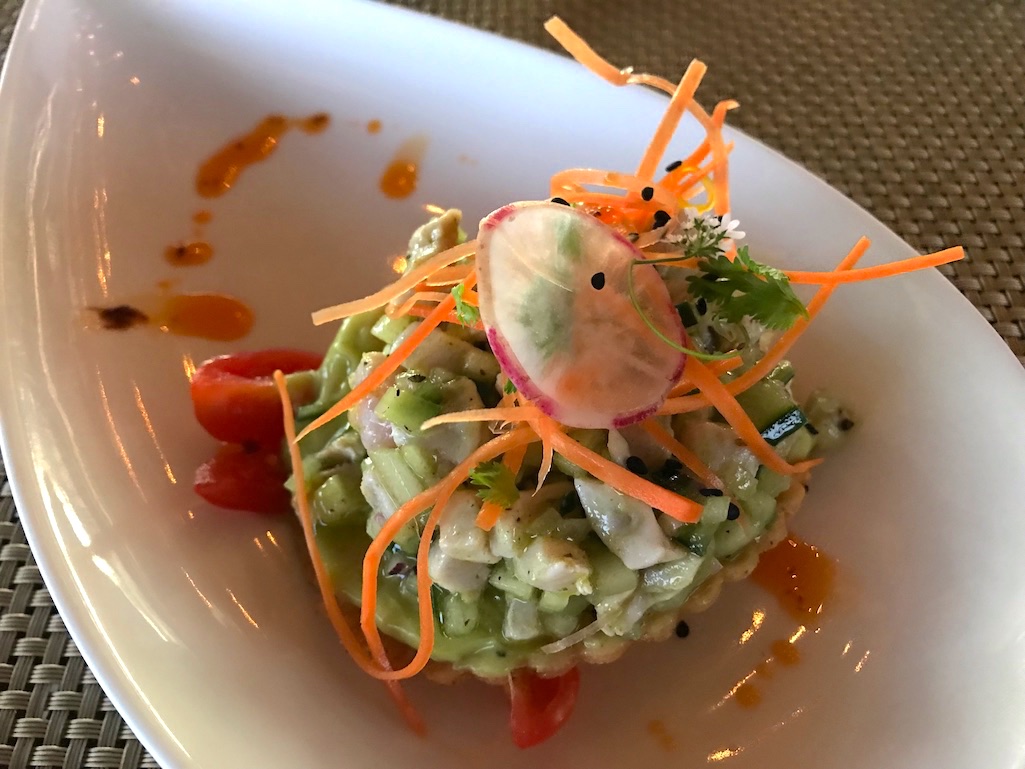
[0, 0, 1022, 766]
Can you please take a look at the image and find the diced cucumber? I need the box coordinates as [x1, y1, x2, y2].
[542, 606, 583, 637]
[399, 326, 501, 384]
[714, 515, 752, 559]
[761, 406, 808, 446]
[777, 427, 815, 462]
[756, 467, 792, 498]
[744, 490, 778, 532]
[367, 448, 426, 505]
[488, 563, 536, 601]
[400, 444, 437, 484]
[767, 360, 796, 384]
[584, 542, 639, 600]
[642, 552, 705, 595]
[374, 381, 443, 432]
[440, 592, 480, 637]
[538, 590, 573, 613]
[312, 467, 369, 526]
[673, 495, 729, 556]
[735, 378, 799, 432]
[371, 313, 414, 344]
[525, 509, 592, 542]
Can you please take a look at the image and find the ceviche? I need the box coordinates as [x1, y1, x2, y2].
[188, 17, 963, 748]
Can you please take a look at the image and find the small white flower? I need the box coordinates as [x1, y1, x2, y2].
[716, 212, 745, 241]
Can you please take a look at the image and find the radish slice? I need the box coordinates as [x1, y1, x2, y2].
[476, 201, 686, 429]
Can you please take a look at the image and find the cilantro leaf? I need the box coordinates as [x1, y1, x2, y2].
[469, 461, 520, 507]
[451, 283, 481, 326]
[687, 246, 809, 330]
[503, 379, 518, 395]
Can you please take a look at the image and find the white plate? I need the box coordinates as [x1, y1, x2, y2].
[2, 1, 1025, 767]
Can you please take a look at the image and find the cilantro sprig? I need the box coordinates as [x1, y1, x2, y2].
[687, 246, 808, 330]
[469, 461, 520, 507]
[451, 283, 481, 326]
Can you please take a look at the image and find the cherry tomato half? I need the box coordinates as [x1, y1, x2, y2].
[509, 667, 580, 749]
[190, 348, 321, 448]
[193, 443, 291, 514]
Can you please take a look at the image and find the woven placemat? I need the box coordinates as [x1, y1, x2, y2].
[0, 0, 1022, 767]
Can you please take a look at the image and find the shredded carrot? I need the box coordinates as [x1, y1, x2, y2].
[360, 428, 538, 681]
[635, 59, 708, 182]
[535, 419, 560, 492]
[684, 359, 820, 476]
[533, 414, 703, 522]
[669, 356, 742, 397]
[273, 372, 426, 732]
[298, 272, 477, 440]
[310, 241, 476, 326]
[386, 291, 451, 319]
[550, 168, 677, 211]
[420, 406, 539, 431]
[423, 265, 474, 286]
[640, 419, 723, 490]
[784, 246, 964, 285]
[476, 442, 530, 530]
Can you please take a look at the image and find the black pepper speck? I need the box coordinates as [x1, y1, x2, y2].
[675, 621, 690, 638]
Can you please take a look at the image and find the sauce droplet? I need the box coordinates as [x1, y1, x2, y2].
[164, 241, 214, 267]
[379, 135, 427, 199]
[734, 682, 762, 709]
[192, 210, 213, 225]
[380, 160, 418, 199]
[769, 638, 801, 666]
[299, 112, 331, 134]
[93, 304, 148, 330]
[366, 118, 382, 134]
[751, 535, 836, 621]
[155, 293, 254, 341]
[646, 719, 675, 752]
[195, 113, 331, 198]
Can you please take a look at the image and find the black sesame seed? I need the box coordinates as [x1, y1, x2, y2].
[627, 232, 639, 242]
[641, 186, 654, 201]
[652, 209, 672, 229]
[592, 209, 602, 217]
[805, 423, 819, 436]
[662, 458, 683, 473]
[241, 440, 261, 454]
[590, 271, 606, 290]
[665, 160, 683, 173]
[675, 621, 690, 638]
[626, 456, 648, 475]
[550, 196, 570, 206]
[839, 417, 855, 431]
[699, 487, 724, 497]
[696, 297, 708, 316]
[727, 502, 740, 521]
[408, 373, 426, 383]
[496, 650, 507, 658]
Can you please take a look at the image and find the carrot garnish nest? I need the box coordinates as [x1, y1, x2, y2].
[265, 16, 964, 746]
